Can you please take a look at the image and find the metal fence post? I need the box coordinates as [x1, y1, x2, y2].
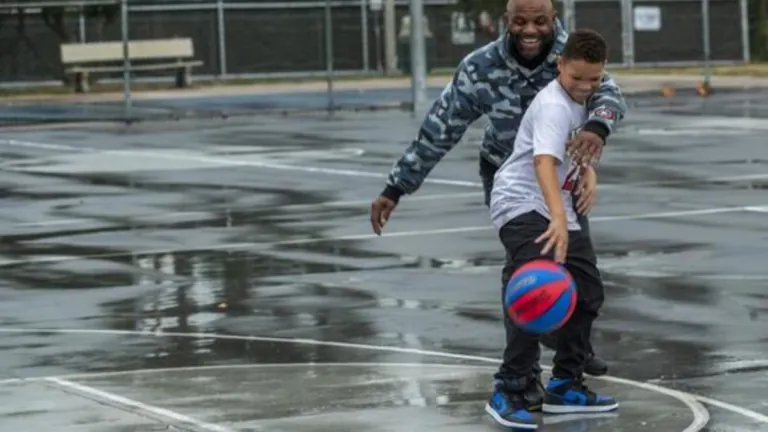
[217, 0, 227, 78]
[620, 0, 635, 67]
[384, 0, 396, 74]
[121, 0, 132, 117]
[78, 8, 86, 42]
[325, 0, 334, 112]
[361, 0, 369, 71]
[739, 0, 750, 62]
[562, 0, 576, 31]
[701, 0, 711, 85]
[409, 0, 428, 113]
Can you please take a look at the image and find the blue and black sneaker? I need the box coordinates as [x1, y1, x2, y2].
[542, 377, 619, 414]
[485, 387, 538, 430]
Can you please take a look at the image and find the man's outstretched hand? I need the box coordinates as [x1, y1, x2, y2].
[566, 130, 605, 167]
[370, 195, 397, 235]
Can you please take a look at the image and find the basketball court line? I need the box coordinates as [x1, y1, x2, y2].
[0, 362, 697, 430]
[453, 266, 768, 282]
[0, 141, 761, 430]
[0, 327, 725, 432]
[1, 137, 767, 232]
[0, 138, 479, 188]
[0, 362, 496, 384]
[1, 138, 768, 192]
[45, 377, 235, 432]
[0, 203, 762, 268]
[11, 191, 483, 229]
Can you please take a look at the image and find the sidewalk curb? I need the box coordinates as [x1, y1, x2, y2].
[4, 74, 768, 106]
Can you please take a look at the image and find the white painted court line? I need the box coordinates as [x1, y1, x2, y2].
[44, 377, 235, 432]
[0, 138, 482, 188]
[2, 138, 768, 192]
[598, 173, 768, 190]
[0, 327, 716, 432]
[0, 204, 759, 268]
[2, 137, 767, 232]
[0, 362, 495, 384]
[11, 187, 767, 230]
[12, 191, 483, 229]
[0, 363, 702, 429]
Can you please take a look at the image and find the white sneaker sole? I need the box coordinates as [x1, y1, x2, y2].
[542, 401, 620, 414]
[542, 412, 619, 425]
[484, 403, 538, 430]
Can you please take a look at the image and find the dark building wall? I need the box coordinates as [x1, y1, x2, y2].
[574, 1, 625, 64]
[633, 0, 743, 63]
[0, 0, 744, 83]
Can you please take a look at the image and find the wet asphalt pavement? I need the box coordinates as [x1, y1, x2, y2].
[0, 88, 767, 431]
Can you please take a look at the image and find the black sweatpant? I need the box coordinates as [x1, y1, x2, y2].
[495, 211, 605, 383]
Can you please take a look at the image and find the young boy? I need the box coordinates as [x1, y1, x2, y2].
[485, 28, 619, 430]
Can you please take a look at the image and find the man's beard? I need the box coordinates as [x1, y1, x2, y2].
[509, 32, 554, 59]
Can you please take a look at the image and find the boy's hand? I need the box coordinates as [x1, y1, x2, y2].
[535, 216, 569, 263]
[575, 167, 598, 214]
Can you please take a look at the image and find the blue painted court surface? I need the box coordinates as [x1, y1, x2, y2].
[0, 86, 766, 431]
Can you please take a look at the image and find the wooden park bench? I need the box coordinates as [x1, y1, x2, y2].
[60, 37, 203, 93]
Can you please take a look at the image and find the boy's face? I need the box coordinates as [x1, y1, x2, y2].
[556, 57, 604, 103]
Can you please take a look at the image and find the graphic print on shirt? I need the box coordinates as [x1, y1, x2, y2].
[561, 163, 580, 191]
[561, 126, 582, 191]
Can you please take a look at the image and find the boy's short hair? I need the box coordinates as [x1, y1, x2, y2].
[561, 29, 608, 64]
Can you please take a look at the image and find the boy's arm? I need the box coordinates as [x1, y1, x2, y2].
[531, 103, 574, 220]
[535, 156, 567, 222]
[531, 102, 574, 261]
[380, 60, 484, 203]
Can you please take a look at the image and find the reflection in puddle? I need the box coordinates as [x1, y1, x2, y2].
[122, 249, 503, 341]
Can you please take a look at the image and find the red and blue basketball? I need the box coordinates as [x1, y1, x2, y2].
[504, 259, 577, 334]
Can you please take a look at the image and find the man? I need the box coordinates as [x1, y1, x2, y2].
[370, 0, 625, 412]
[487, 28, 618, 430]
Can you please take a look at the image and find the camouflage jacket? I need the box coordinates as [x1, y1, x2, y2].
[382, 20, 627, 202]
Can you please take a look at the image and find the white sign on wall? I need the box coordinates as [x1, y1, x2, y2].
[451, 12, 476, 45]
[633, 6, 661, 31]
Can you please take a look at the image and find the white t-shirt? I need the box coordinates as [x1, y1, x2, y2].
[489, 79, 587, 232]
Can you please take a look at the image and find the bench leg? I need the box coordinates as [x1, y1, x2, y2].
[74, 72, 90, 93]
[175, 66, 192, 88]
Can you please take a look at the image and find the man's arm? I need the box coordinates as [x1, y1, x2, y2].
[582, 71, 628, 142]
[381, 60, 484, 203]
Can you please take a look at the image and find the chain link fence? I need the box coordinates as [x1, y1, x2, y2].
[0, 0, 751, 124]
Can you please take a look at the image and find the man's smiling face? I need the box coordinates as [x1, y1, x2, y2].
[505, 0, 557, 59]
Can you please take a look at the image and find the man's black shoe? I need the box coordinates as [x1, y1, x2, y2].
[585, 352, 608, 376]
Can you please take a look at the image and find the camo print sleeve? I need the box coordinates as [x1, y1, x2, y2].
[584, 71, 627, 137]
[381, 61, 484, 200]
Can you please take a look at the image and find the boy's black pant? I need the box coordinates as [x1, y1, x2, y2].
[495, 211, 605, 386]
